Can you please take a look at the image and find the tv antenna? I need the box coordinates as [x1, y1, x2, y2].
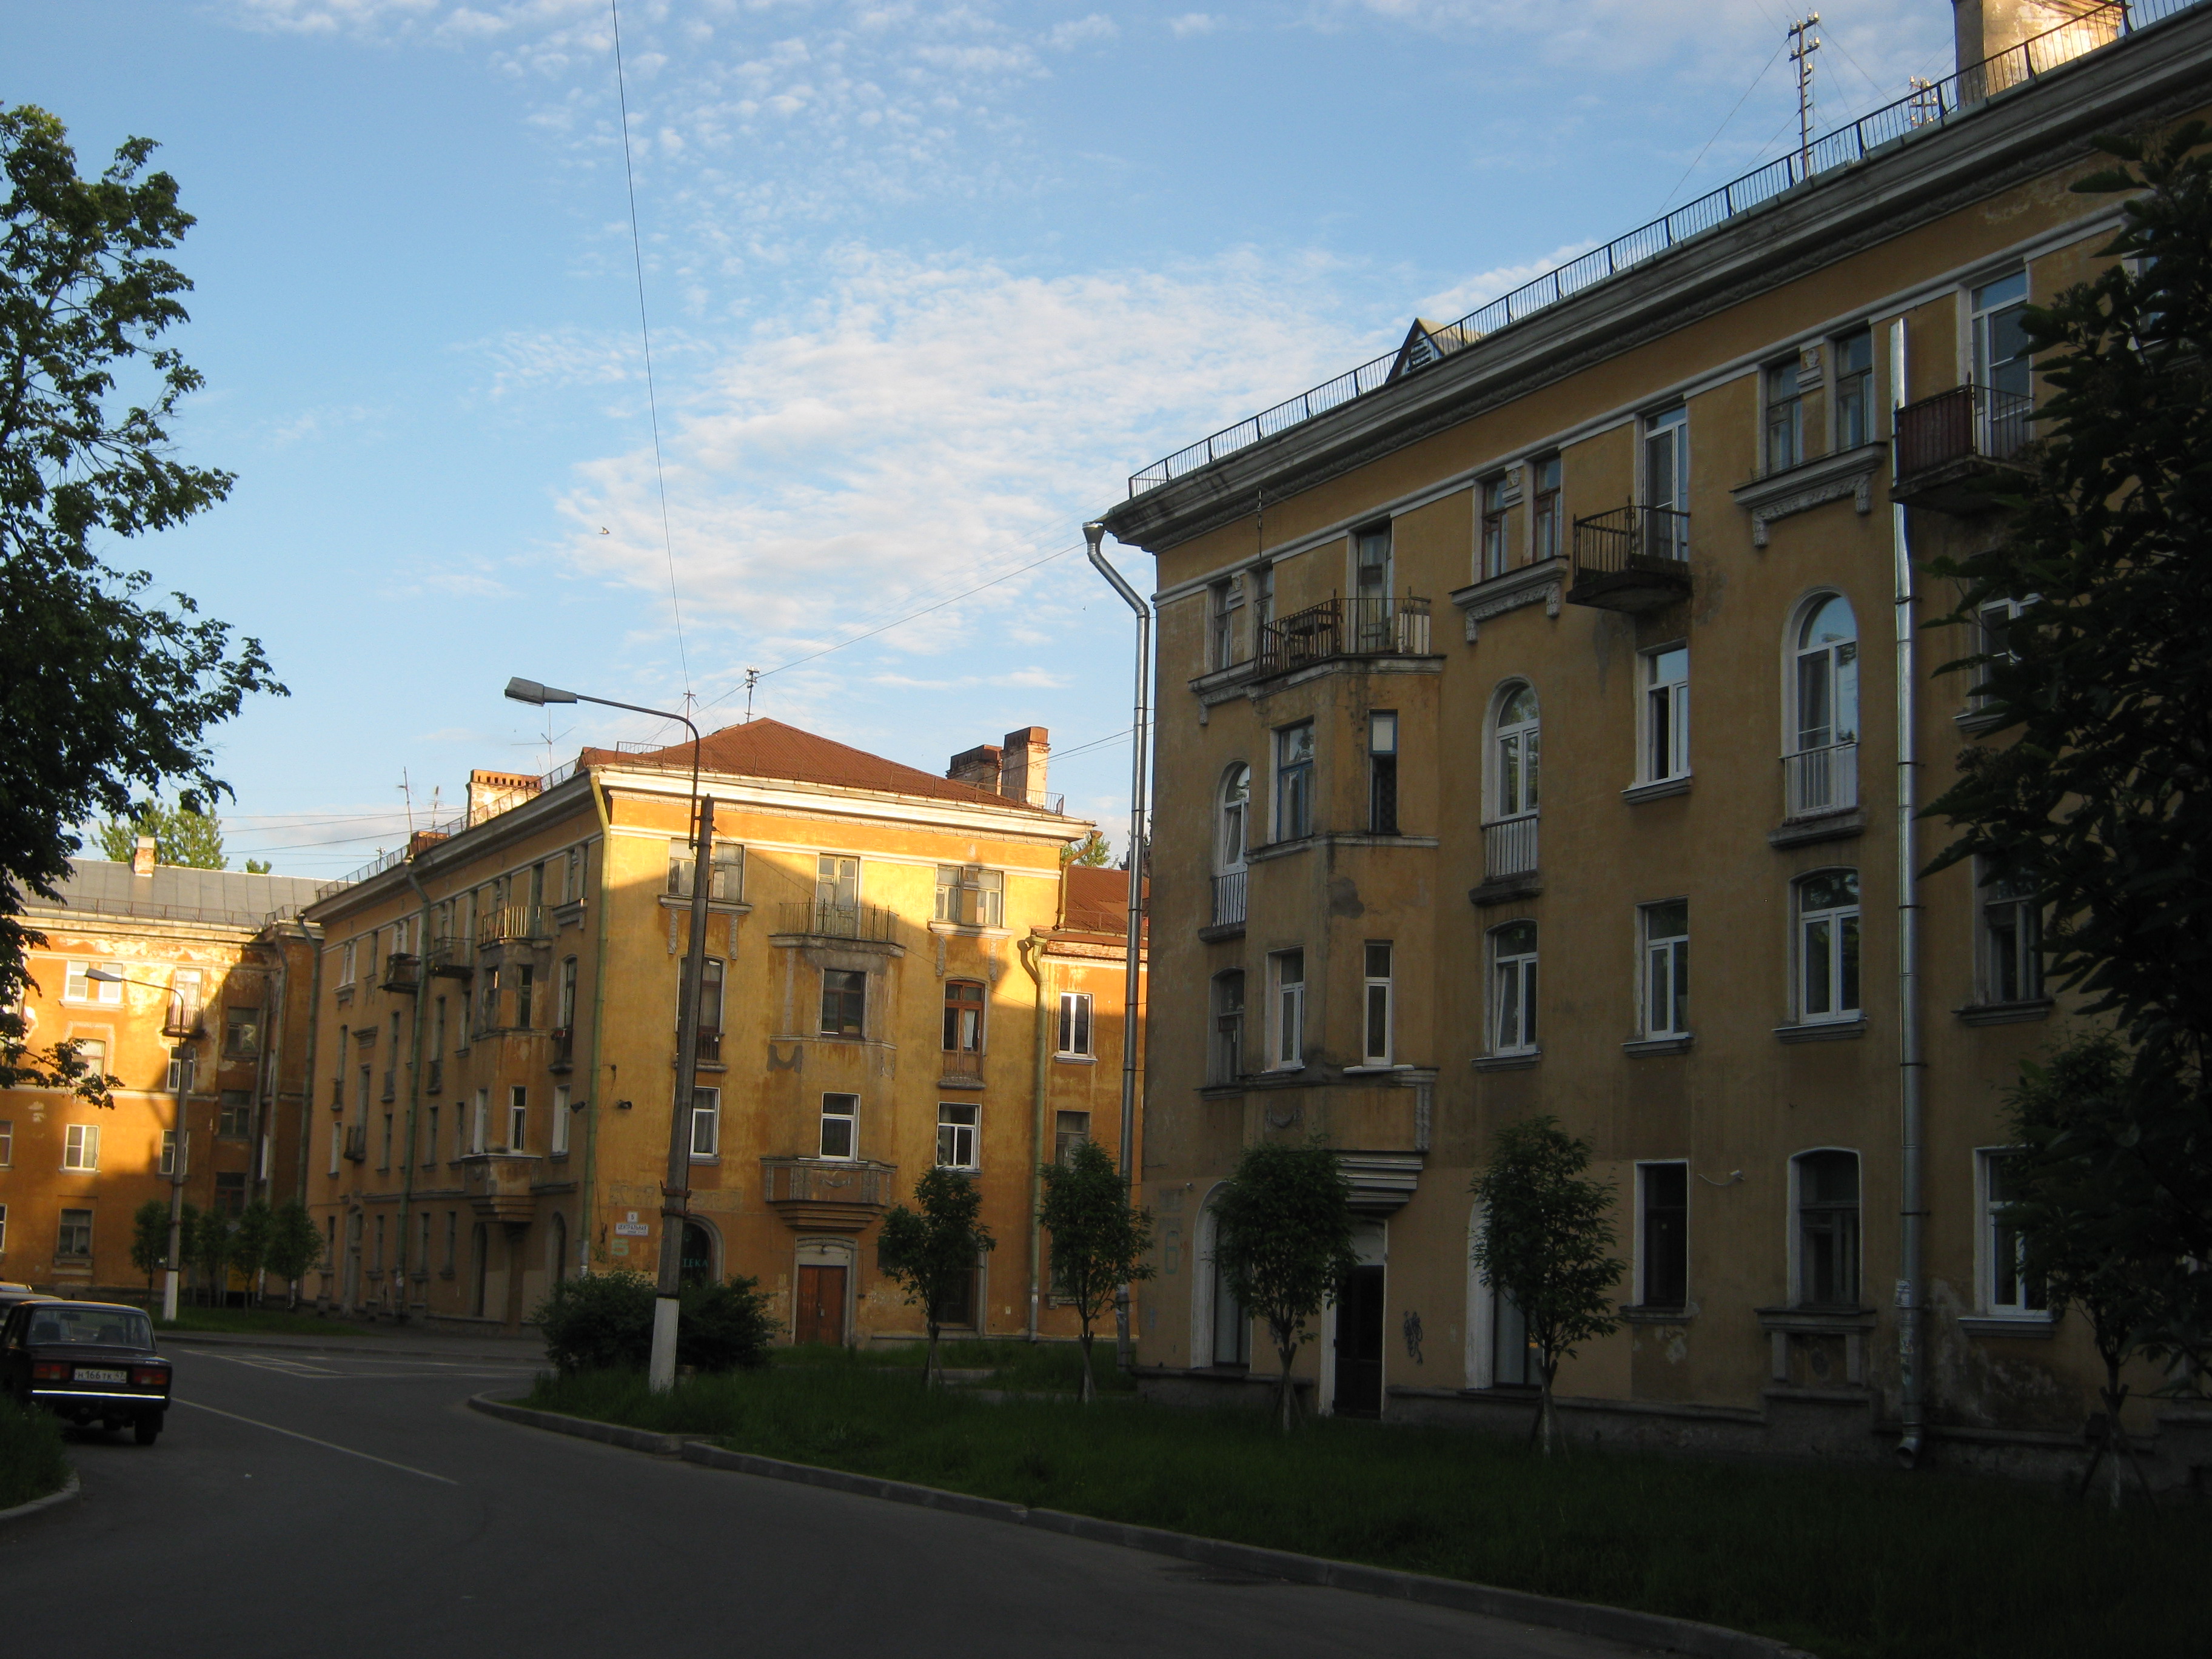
[743, 668, 760, 721]
[1790, 15, 1822, 179]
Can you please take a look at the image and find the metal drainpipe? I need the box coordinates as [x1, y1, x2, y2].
[257, 939, 287, 1211]
[1084, 520, 1150, 1372]
[579, 771, 616, 1277]
[398, 860, 436, 1323]
[1890, 317, 1928, 1467]
[289, 918, 324, 1205]
[1019, 930, 1050, 1342]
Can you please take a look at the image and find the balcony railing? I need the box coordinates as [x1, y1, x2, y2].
[378, 953, 421, 994]
[940, 1047, 982, 1081]
[695, 1029, 722, 1064]
[1211, 869, 1247, 928]
[163, 1005, 204, 1039]
[477, 905, 549, 948]
[1568, 506, 1693, 611]
[1256, 595, 1432, 675]
[343, 1125, 367, 1163]
[1783, 741, 1860, 819]
[1892, 384, 2034, 510]
[1482, 815, 1540, 879]
[425, 1058, 443, 1095]
[777, 900, 897, 941]
[549, 1027, 574, 1069]
[426, 936, 473, 978]
[761, 1156, 899, 1230]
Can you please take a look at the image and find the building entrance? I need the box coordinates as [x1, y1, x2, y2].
[1332, 1264, 1386, 1417]
[795, 1264, 847, 1346]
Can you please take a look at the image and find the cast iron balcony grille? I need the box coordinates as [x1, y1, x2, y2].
[426, 937, 473, 978]
[777, 900, 897, 942]
[1568, 506, 1693, 611]
[1256, 595, 1432, 675]
[424, 1059, 443, 1094]
[1891, 384, 2034, 512]
[477, 905, 549, 948]
[549, 1027, 573, 1069]
[1482, 815, 1540, 879]
[1783, 741, 1860, 819]
[378, 953, 421, 994]
[1212, 869, 1247, 928]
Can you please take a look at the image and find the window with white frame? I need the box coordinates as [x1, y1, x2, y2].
[1641, 645, 1689, 783]
[1789, 594, 1860, 816]
[1794, 870, 1861, 1023]
[820, 1093, 859, 1160]
[339, 940, 357, 987]
[1274, 723, 1315, 842]
[936, 1101, 979, 1169]
[1979, 862, 2042, 1005]
[1362, 943, 1392, 1065]
[550, 1086, 570, 1156]
[0, 1118, 11, 1165]
[1764, 358, 1805, 473]
[1492, 683, 1540, 819]
[934, 866, 1005, 928]
[166, 1051, 195, 1094]
[1480, 472, 1513, 580]
[72, 1037, 107, 1081]
[1638, 1162, 1689, 1309]
[1641, 900, 1689, 1039]
[565, 845, 583, 903]
[1971, 595, 2034, 710]
[1972, 269, 2031, 405]
[63, 1122, 99, 1171]
[1056, 991, 1093, 1058]
[689, 1087, 721, 1158]
[1252, 564, 1275, 637]
[1643, 406, 1688, 558]
[669, 837, 743, 902]
[815, 855, 860, 928]
[1055, 1110, 1091, 1164]
[1352, 523, 1393, 651]
[64, 962, 122, 1007]
[471, 1088, 489, 1156]
[1832, 328, 1874, 449]
[1490, 922, 1538, 1054]
[1269, 949, 1306, 1070]
[1980, 1150, 2048, 1316]
[1210, 971, 1245, 1084]
[0, 1204, 7, 1253]
[1367, 711, 1399, 834]
[57, 1207, 92, 1258]
[508, 1086, 528, 1151]
[1794, 1150, 1862, 1307]
[1218, 764, 1250, 874]
[425, 1107, 440, 1166]
[1207, 577, 1241, 671]
[1530, 455, 1561, 562]
[165, 1130, 179, 1176]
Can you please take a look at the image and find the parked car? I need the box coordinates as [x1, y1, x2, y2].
[0, 1299, 172, 1444]
[0, 1284, 58, 1321]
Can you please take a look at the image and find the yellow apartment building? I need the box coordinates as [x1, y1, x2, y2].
[1101, 0, 2212, 1485]
[0, 840, 324, 1296]
[300, 720, 1142, 1347]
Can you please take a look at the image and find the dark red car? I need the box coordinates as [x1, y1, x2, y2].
[0, 1299, 172, 1444]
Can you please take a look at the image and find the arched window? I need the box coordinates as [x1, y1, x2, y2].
[1484, 683, 1540, 879]
[1788, 594, 1859, 815]
[1215, 765, 1250, 927]
[680, 1221, 717, 1288]
[1196, 1195, 1250, 1368]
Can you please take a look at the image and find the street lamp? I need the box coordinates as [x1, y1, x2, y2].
[506, 677, 711, 1392]
[86, 966, 196, 1322]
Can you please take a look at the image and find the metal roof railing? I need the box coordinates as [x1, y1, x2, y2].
[315, 757, 585, 900]
[1127, 0, 2193, 497]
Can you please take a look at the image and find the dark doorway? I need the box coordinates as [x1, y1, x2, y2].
[795, 1264, 847, 1347]
[1332, 1265, 1386, 1418]
[680, 1222, 715, 1287]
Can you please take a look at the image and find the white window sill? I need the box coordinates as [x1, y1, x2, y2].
[1473, 1050, 1540, 1072]
[928, 921, 1011, 939]
[688, 1153, 722, 1165]
[1958, 1314, 2056, 1339]
[1341, 1063, 1412, 1074]
[1622, 1034, 1693, 1056]
[1774, 1017, 1866, 1044]
[1053, 1053, 1097, 1064]
[1621, 775, 1691, 805]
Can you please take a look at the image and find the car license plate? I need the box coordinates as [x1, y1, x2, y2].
[74, 1367, 126, 1383]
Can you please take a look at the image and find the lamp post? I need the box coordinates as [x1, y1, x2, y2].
[506, 677, 710, 1392]
[87, 966, 196, 1321]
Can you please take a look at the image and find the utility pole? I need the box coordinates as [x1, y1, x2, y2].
[1790, 14, 1822, 180]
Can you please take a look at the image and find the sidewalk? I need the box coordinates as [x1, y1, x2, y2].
[158, 1324, 546, 1364]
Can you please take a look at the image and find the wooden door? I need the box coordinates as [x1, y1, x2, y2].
[795, 1265, 846, 1347]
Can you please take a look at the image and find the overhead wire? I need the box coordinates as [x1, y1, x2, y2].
[1656, 38, 1789, 213]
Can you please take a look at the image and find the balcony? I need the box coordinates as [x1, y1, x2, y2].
[461, 1150, 543, 1224]
[940, 1047, 982, 1088]
[343, 1125, 367, 1163]
[424, 1058, 443, 1095]
[694, 1029, 722, 1065]
[777, 900, 897, 942]
[1568, 506, 1692, 611]
[1892, 384, 2033, 512]
[1783, 741, 1860, 820]
[761, 1157, 898, 1233]
[1256, 595, 1432, 677]
[426, 937, 474, 979]
[378, 953, 422, 994]
[162, 1005, 204, 1039]
[549, 1027, 574, 1071]
[1211, 869, 1247, 929]
[477, 905, 550, 949]
[1472, 816, 1540, 907]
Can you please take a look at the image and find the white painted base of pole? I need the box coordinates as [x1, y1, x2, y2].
[648, 1295, 681, 1393]
[161, 1269, 179, 1323]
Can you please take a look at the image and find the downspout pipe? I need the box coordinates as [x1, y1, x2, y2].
[399, 860, 436, 1323]
[290, 918, 324, 1209]
[1889, 317, 1929, 1467]
[580, 769, 616, 1279]
[1019, 929, 1050, 1342]
[1084, 520, 1150, 1372]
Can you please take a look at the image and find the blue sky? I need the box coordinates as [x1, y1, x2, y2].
[7, 0, 1954, 876]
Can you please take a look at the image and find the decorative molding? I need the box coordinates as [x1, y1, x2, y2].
[1957, 999, 2053, 1027]
[1473, 1051, 1540, 1072]
[1731, 443, 1887, 547]
[1774, 1017, 1868, 1044]
[1196, 921, 1245, 943]
[1339, 1150, 1426, 1215]
[1449, 558, 1567, 642]
[1767, 808, 1865, 849]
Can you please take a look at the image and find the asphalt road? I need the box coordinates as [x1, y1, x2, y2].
[4, 1341, 1657, 1658]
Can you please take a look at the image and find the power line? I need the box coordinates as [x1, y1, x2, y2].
[1657, 38, 1788, 213]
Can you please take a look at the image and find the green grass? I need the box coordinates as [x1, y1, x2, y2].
[771, 1338, 1134, 1393]
[0, 1397, 70, 1509]
[152, 1306, 389, 1338]
[523, 1365, 2208, 1659]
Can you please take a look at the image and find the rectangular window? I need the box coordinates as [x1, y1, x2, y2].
[558, 958, 579, 1031]
[1491, 922, 1538, 1055]
[689, 1087, 721, 1158]
[1972, 596, 2032, 709]
[669, 838, 744, 902]
[1352, 524, 1393, 651]
[380, 1112, 393, 1168]
[1764, 358, 1804, 473]
[432, 996, 447, 1058]
[1639, 1162, 1689, 1308]
[936, 1101, 979, 1169]
[1480, 473, 1512, 580]
[218, 1091, 253, 1138]
[0, 1204, 6, 1253]
[1981, 864, 2042, 1005]
[942, 980, 985, 1064]
[426, 1107, 440, 1166]
[1833, 328, 1874, 449]
[565, 845, 583, 903]
[1643, 407, 1687, 558]
[508, 1086, 528, 1152]
[550, 1085, 570, 1156]
[1056, 991, 1093, 1058]
[1210, 972, 1245, 1085]
[1973, 269, 2032, 401]
[327, 1121, 340, 1176]
[1275, 722, 1315, 842]
[444, 1211, 457, 1272]
[339, 940, 357, 987]
[821, 968, 866, 1039]
[1367, 711, 1399, 834]
[74, 1037, 107, 1079]
[1795, 1151, 1862, 1307]
[1055, 1110, 1092, 1164]
[820, 1092, 858, 1160]
[223, 1005, 261, 1058]
[1530, 455, 1561, 562]
[934, 866, 1004, 927]
[815, 854, 860, 919]
[471, 1089, 489, 1156]
[1208, 578, 1239, 671]
[1796, 871, 1862, 1022]
[1981, 1151, 2048, 1316]
[515, 965, 534, 1030]
[1362, 943, 1392, 1065]
[479, 965, 500, 1032]
[1642, 645, 1689, 782]
[1252, 564, 1275, 635]
[58, 1207, 92, 1258]
[687, 957, 725, 1062]
[63, 960, 89, 1004]
[165, 1130, 179, 1176]
[0, 1119, 10, 1165]
[1641, 900, 1690, 1039]
[63, 1122, 100, 1170]
[215, 1171, 247, 1217]
[1270, 949, 1305, 1070]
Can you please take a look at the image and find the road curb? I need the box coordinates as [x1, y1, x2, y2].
[0, 1471, 81, 1531]
[469, 1395, 1817, 1658]
[160, 1330, 545, 1364]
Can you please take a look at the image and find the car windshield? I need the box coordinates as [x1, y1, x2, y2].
[27, 1308, 153, 1349]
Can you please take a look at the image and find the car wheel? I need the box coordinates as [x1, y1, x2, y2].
[134, 1414, 162, 1446]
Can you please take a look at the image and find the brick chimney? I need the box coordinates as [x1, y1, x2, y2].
[947, 743, 1004, 794]
[132, 835, 156, 879]
[999, 727, 1050, 807]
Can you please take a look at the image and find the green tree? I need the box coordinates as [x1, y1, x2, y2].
[192, 1205, 232, 1308]
[876, 1167, 996, 1388]
[95, 800, 227, 868]
[1038, 1137, 1155, 1402]
[229, 1199, 273, 1305]
[263, 1201, 323, 1309]
[1923, 122, 2212, 1354]
[1472, 1116, 1625, 1455]
[1211, 1138, 1357, 1433]
[0, 104, 282, 1099]
[244, 859, 271, 875]
[1062, 830, 1113, 867]
[129, 1198, 170, 1293]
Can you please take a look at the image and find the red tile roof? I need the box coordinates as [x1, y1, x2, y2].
[1062, 864, 1144, 939]
[580, 718, 1067, 817]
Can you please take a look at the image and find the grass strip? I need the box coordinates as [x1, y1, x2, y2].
[0, 1398, 70, 1510]
[153, 1307, 390, 1338]
[526, 1362, 2207, 1659]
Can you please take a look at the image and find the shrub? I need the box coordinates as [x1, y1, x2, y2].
[534, 1270, 777, 1376]
[0, 1396, 69, 1509]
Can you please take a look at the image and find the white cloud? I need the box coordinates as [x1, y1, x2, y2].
[1410, 243, 1599, 327]
[264, 401, 380, 447]
[1045, 13, 1117, 49]
[1166, 13, 1219, 38]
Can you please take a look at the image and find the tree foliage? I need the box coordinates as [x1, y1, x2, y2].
[192, 1205, 232, 1307]
[95, 800, 227, 868]
[1039, 1137, 1155, 1401]
[1063, 830, 1113, 867]
[876, 1166, 995, 1387]
[1472, 1116, 1624, 1454]
[1923, 122, 2212, 1355]
[0, 104, 282, 1095]
[229, 1199, 273, 1302]
[263, 1201, 322, 1308]
[1210, 1137, 1357, 1433]
[533, 1269, 777, 1376]
[129, 1197, 170, 1290]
